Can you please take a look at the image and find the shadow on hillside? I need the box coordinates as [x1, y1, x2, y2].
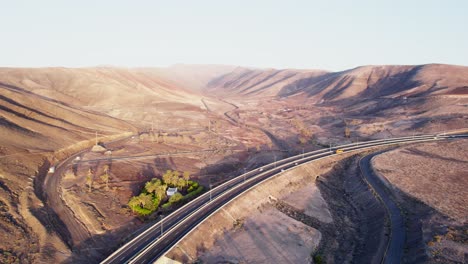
[374, 175, 464, 264]
[59, 133, 321, 263]
[61, 220, 153, 263]
[60, 131, 460, 263]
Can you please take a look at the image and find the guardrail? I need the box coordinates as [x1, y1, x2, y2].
[102, 133, 462, 264]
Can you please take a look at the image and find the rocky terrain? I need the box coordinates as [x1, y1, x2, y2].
[373, 141, 468, 263]
[167, 151, 392, 264]
[0, 64, 466, 262]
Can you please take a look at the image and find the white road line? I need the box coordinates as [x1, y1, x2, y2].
[102, 133, 463, 264]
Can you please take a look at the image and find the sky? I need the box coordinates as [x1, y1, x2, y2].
[1, 0, 467, 71]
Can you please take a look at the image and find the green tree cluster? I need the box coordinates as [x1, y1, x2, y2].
[162, 170, 190, 189]
[128, 193, 159, 216]
[168, 192, 183, 203]
[128, 170, 201, 216]
[128, 178, 167, 216]
[145, 178, 167, 201]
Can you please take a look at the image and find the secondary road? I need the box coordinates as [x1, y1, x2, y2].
[102, 133, 466, 264]
[43, 149, 91, 247]
[360, 152, 405, 264]
[42, 134, 135, 248]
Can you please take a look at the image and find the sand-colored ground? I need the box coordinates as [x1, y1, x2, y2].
[201, 208, 321, 264]
[372, 140, 468, 222]
[166, 154, 361, 263]
[283, 183, 333, 223]
[372, 140, 468, 263]
[0, 64, 467, 263]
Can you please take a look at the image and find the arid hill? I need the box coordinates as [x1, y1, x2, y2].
[0, 64, 466, 263]
[144, 64, 238, 92]
[205, 64, 468, 138]
[0, 81, 135, 152]
[0, 67, 212, 262]
[206, 67, 328, 98]
[206, 64, 468, 101]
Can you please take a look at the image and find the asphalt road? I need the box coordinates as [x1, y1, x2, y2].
[43, 135, 134, 248]
[360, 152, 405, 264]
[102, 134, 464, 264]
[44, 149, 91, 247]
[103, 150, 331, 264]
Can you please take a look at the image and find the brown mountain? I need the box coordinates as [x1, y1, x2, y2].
[206, 67, 328, 98]
[206, 64, 468, 101]
[0, 78, 137, 153]
[0, 63, 467, 263]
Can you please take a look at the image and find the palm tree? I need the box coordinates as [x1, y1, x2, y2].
[177, 178, 185, 189]
[139, 193, 155, 211]
[101, 165, 110, 190]
[145, 178, 160, 194]
[183, 171, 190, 187]
[172, 171, 180, 187]
[155, 184, 167, 201]
[128, 196, 140, 212]
[162, 170, 173, 186]
[86, 168, 93, 192]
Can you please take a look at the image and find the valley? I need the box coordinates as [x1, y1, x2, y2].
[0, 64, 467, 263]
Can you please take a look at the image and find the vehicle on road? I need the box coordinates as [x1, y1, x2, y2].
[102, 134, 463, 264]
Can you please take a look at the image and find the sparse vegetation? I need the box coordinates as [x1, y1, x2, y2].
[2, 46, 467, 264]
[0, 249, 19, 264]
[344, 127, 351, 138]
[100, 164, 110, 190]
[291, 118, 313, 145]
[128, 193, 159, 216]
[169, 192, 183, 203]
[313, 253, 324, 264]
[86, 168, 93, 192]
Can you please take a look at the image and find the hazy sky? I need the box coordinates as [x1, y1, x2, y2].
[1, 0, 467, 71]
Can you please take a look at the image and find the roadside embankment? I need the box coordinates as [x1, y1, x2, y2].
[372, 140, 468, 263]
[166, 151, 391, 263]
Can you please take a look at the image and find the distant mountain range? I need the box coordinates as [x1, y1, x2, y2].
[0, 63, 467, 153]
[205, 64, 468, 101]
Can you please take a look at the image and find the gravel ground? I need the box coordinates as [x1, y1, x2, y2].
[372, 140, 468, 263]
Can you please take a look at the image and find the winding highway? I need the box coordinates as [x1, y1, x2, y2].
[102, 133, 467, 264]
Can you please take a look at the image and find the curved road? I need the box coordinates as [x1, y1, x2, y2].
[44, 150, 91, 247]
[102, 134, 466, 264]
[43, 135, 134, 248]
[360, 152, 405, 264]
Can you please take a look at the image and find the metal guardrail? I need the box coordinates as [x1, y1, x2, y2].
[102, 133, 464, 264]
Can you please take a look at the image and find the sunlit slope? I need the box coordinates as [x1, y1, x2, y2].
[0, 81, 136, 152]
[206, 67, 328, 98]
[0, 67, 204, 107]
[206, 64, 468, 101]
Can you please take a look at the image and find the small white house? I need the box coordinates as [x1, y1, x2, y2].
[166, 187, 178, 197]
[48, 166, 55, 173]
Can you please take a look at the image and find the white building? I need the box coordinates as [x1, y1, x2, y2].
[166, 187, 178, 196]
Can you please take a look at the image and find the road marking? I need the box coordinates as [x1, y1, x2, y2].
[103, 134, 459, 263]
